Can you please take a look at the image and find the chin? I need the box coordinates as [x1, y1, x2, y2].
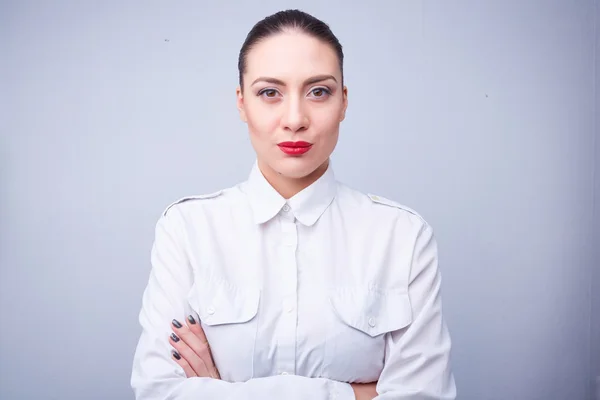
[272, 158, 324, 179]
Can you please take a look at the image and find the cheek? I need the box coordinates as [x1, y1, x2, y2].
[245, 102, 279, 137]
[314, 97, 344, 123]
[314, 110, 342, 151]
[313, 107, 342, 136]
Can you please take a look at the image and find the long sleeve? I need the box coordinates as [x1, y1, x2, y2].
[375, 222, 457, 399]
[130, 207, 355, 400]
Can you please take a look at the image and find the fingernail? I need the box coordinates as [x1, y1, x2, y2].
[170, 333, 180, 342]
[172, 319, 182, 329]
[172, 350, 181, 360]
[187, 315, 196, 324]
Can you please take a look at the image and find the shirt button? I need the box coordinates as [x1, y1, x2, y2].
[368, 317, 376, 327]
[282, 204, 290, 212]
[207, 306, 215, 315]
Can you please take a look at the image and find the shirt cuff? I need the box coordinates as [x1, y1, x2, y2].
[329, 380, 356, 400]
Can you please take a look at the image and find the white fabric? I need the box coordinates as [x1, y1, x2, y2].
[131, 162, 456, 399]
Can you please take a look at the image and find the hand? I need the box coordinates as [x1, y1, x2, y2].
[350, 382, 378, 400]
[169, 315, 220, 379]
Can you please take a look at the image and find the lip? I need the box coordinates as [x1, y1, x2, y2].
[278, 141, 313, 156]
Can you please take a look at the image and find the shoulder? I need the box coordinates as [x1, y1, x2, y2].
[161, 189, 225, 217]
[337, 184, 428, 226]
[359, 191, 435, 246]
[365, 193, 425, 221]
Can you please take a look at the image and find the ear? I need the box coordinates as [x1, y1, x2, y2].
[236, 86, 248, 123]
[340, 86, 348, 122]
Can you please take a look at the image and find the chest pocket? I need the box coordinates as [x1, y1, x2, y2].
[187, 279, 260, 382]
[330, 287, 412, 337]
[324, 287, 412, 383]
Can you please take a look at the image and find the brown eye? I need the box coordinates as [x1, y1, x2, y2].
[259, 89, 279, 98]
[310, 87, 331, 98]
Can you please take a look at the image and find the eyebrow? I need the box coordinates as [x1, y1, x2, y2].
[251, 74, 338, 87]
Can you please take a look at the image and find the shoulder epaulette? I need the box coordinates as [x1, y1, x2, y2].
[162, 190, 222, 216]
[367, 193, 422, 219]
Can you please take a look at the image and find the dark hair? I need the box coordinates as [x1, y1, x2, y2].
[237, 9, 344, 90]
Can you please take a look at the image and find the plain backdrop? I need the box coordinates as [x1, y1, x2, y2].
[1, 1, 599, 399]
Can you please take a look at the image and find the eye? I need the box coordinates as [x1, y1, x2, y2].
[309, 87, 332, 99]
[258, 88, 280, 99]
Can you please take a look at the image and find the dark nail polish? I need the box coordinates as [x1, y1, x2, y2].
[187, 315, 196, 324]
[172, 319, 182, 329]
[172, 350, 181, 360]
[170, 333, 180, 342]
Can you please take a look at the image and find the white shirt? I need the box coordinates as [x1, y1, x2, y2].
[131, 162, 456, 400]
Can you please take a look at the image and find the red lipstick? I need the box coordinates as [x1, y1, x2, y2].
[277, 141, 313, 156]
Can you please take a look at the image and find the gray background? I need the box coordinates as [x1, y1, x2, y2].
[1, 1, 598, 399]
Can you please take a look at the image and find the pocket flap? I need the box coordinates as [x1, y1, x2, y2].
[188, 281, 260, 326]
[329, 288, 412, 337]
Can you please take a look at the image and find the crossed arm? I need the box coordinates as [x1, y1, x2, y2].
[167, 315, 377, 400]
[130, 209, 456, 400]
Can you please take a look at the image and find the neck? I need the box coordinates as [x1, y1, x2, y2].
[259, 159, 329, 199]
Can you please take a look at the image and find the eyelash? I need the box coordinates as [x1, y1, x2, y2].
[257, 87, 332, 99]
[309, 87, 332, 98]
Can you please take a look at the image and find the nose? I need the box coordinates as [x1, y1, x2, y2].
[281, 96, 309, 133]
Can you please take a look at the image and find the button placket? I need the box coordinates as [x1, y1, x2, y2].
[275, 217, 298, 376]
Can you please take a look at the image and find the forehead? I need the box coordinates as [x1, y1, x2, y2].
[245, 32, 340, 82]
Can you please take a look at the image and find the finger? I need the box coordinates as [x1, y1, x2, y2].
[169, 330, 210, 377]
[171, 350, 197, 378]
[184, 315, 220, 379]
[171, 322, 213, 377]
[173, 318, 214, 370]
[185, 314, 208, 343]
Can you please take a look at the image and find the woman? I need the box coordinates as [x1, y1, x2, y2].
[131, 9, 456, 400]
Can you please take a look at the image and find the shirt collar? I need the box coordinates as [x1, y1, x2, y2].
[244, 161, 337, 226]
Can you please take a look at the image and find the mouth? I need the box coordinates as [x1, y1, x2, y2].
[277, 141, 313, 156]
